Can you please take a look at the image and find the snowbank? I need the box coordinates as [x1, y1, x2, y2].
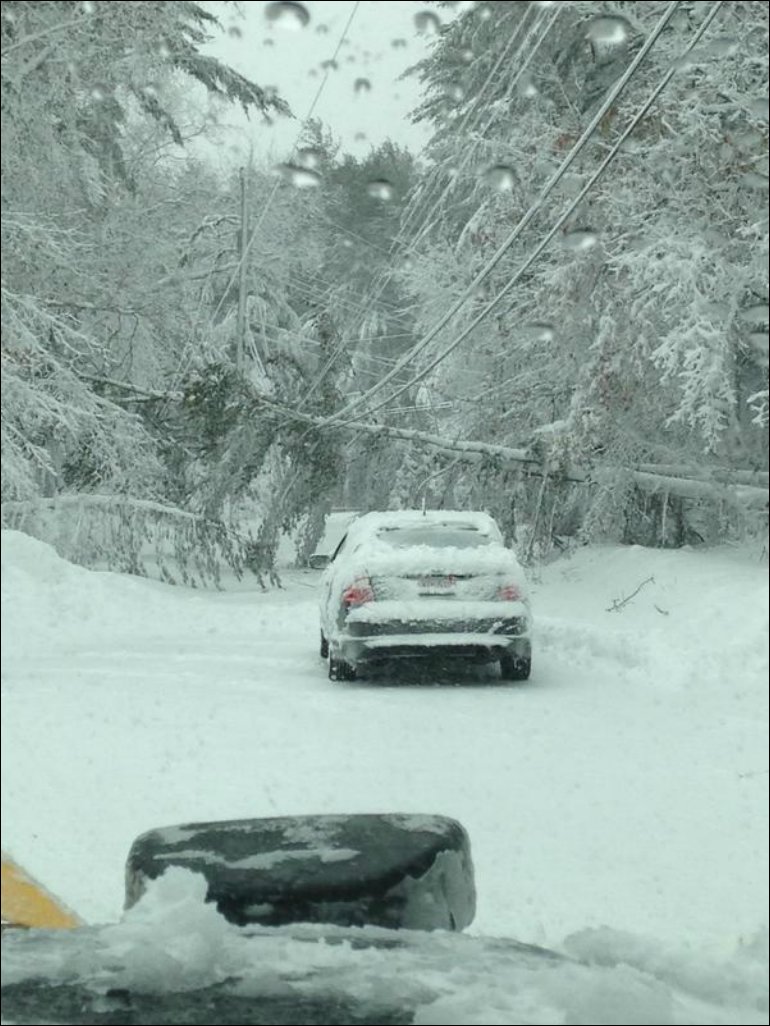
[2, 870, 767, 1025]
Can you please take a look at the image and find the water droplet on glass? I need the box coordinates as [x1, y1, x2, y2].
[158, 41, 171, 58]
[528, 323, 556, 343]
[391, 38, 408, 49]
[321, 59, 338, 71]
[484, 164, 516, 191]
[518, 74, 538, 98]
[228, 25, 242, 38]
[563, 228, 599, 251]
[444, 83, 465, 102]
[296, 146, 323, 169]
[90, 83, 109, 102]
[354, 77, 372, 94]
[278, 164, 321, 188]
[80, 0, 95, 13]
[315, 23, 329, 34]
[367, 179, 395, 201]
[265, 1, 310, 31]
[341, 238, 354, 248]
[479, 6, 493, 20]
[586, 15, 631, 47]
[748, 97, 769, 120]
[345, 55, 356, 64]
[308, 68, 318, 77]
[264, 38, 275, 47]
[459, 47, 475, 63]
[535, 1, 558, 6]
[740, 305, 770, 326]
[354, 131, 367, 142]
[414, 11, 441, 35]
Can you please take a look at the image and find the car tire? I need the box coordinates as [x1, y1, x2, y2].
[320, 632, 329, 659]
[329, 655, 356, 682]
[500, 653, 531, 681]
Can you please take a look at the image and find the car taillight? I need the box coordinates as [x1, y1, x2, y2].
[497, 583, 523, 601]
[342, 576, 374, 608]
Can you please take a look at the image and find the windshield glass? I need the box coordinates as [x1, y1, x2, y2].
[1, 1, 767, 1024]
[376, 527, 492, 549]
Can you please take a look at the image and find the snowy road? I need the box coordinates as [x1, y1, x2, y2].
[2, 532, 768, 1021]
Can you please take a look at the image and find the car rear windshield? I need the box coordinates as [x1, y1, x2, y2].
[376, 526, 492, 549]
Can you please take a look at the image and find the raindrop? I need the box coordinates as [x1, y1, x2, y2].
[444, 83, 465, 102]
[518, 74, 538, 98]
[315, 24, 329, 34]
[528, 323, 556, 343]
[345, 55, 356, 64]
[354, 77, 372, 94]
[367, 179, 395, 201]
[308, 68, 318, 77]
[90, 83, 109, 102]
[140, 84, 159, 100]
[414, 11, 441, 35]
[479, 6, 493, 20]
[228, 25, 243, 38]
[484, 164, 516, 191]
[296, 146, 323, 169]
[265, 1, 310, 31]
[391, 38, 408, 48]
[158, 41, 171, 58]
[748, 97, 769, 120]
[585, 15, 631, 47]
[459, 47, 475, 63]
[354, 131, 367, 142]
[535, 1, 558, 6]
[80, 0, 95, 12]
[563, 228, 599, 251]
[341, 238, 354, 248]
[321, 59, 339, 71]
[740, 305, 770, 326]
[277, 164, 321, 188]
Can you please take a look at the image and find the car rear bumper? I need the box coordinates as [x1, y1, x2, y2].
[334, 626, 531, 667]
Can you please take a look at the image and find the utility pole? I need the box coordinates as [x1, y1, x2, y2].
[235, 166, 249, 373]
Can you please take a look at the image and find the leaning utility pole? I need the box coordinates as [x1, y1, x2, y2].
[235, 166, 249, 373]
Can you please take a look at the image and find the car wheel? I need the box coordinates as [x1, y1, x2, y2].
[320, 632, 329, 659]
[500, 653, 531, 681]
[329, 655, 356, 682]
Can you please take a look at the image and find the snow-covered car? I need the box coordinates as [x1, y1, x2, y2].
[319, 510, 532, 681]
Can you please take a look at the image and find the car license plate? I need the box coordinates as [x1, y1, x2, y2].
[418, 575, 456, 594]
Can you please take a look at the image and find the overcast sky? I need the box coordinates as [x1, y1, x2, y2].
[202, 1, 446, 166]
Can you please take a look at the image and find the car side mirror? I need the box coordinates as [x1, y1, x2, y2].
[126, 813, 476, 932]
[308, 553, 331, 570]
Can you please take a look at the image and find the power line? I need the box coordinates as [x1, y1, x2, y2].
[352, 0, 727, 424]
[301, 4, 560, 416]
[360, 4, 559, 329]
[324, 0, 687, 426]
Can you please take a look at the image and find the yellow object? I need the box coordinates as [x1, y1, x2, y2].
[1, 853, 80, 929]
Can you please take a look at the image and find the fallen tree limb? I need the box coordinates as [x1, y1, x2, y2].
[606, 576, 655, 612]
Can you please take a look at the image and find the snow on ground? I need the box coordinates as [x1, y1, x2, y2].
[1, 529, 768, 1023]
